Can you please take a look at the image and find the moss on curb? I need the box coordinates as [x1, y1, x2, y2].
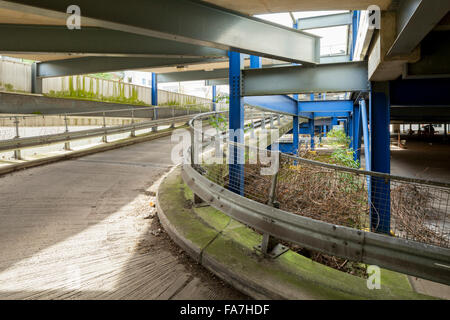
[158, 167, 434, 300]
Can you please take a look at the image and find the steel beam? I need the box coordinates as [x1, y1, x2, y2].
[0, 24, 227, 58]
[36, 56, 220, 78]
[242, 61, 369, 96]
[158, 69, 228, 83]
[298, 100, 353, 113]
[297, 12, 352, 30]
[320, 55, 351, 64]
[168, 55, 353, 85]
[243, 95, 298, 116]
[388, 0, 450, 56]
[205, 79, 229, 86]
[3, 0, 320, 64]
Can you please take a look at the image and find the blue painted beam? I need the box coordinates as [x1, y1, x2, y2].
[298, 100, 353, 113]
[228, 51, 245, 196]
[314, 112, 350, 118]
[244, 95, 298, 116]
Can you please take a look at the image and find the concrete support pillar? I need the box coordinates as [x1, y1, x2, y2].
[370, 82, 391, 234]
[228, 51, 245, 196]
[31, 63, 42, 94]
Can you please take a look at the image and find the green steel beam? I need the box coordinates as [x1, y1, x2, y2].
[242, 61, 369, 96]
[297, 12, 352, 30]
[37, 57, 223, 78]
[0, 24, 227, 58]
[3, 0, 321, 64]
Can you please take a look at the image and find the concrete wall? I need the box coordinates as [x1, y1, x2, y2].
[0, 59, 212, 107]
[0, 59, 32, 93]
[0, 92, 200, 118]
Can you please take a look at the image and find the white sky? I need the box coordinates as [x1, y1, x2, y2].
[255, 11, 349, 56]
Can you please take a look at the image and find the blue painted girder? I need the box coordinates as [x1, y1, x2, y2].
[244, 95, 298, 116]
[245, 96, 354, 117]
[298, 100, 353, 113]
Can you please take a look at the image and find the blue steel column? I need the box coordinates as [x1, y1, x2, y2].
[349, 114, 353, 149]
[250, 55, 262, 69]
[370, 82, 391, 234]
[331, 117, 338, 129]
[212, 85, 217, 111]
[309, 113, 315, 150]
[353, 102, 362, 162]
[151, 73, 158, 121]
[228, 51, 245, 195]
[323, 125, 327, 137]
[360, 99, 371, 171]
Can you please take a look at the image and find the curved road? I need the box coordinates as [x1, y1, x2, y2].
[0, 136, 247, 299]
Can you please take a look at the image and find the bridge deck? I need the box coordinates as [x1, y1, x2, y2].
[0, 136, 246, 300]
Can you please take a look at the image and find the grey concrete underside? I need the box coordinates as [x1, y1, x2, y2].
[0, 136, 246, 300]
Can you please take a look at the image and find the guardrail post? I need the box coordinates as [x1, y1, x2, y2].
[130, 109, 136, 137]
[261, 112, 266, 129]
[13, 116, 21, 160]
[64, 114, 71, 150]
[256, 151, 288, 258]
[152, 107, 158, 132]
[170, 107, 175, 128]
[102, 112, 107, 143]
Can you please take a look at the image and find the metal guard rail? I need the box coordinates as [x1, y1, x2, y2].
[183, 112, 450, 285]
[0, 114, 194, 152]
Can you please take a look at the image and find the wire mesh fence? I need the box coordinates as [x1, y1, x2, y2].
[190, 112, 450, 250]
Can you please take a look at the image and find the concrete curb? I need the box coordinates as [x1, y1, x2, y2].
[0, 126, 184, 176]
[156, 169, 275, 299]
[157, 167, 433, 300]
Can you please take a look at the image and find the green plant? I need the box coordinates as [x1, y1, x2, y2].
[331, 148, 360, 168]
[209, 114, 228, 132]
[326, 127, 350, 147]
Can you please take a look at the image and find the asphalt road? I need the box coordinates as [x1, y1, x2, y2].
[0, 135, 247, 300]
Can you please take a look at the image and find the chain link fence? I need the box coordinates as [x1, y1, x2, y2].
[191, 112, 450, 250]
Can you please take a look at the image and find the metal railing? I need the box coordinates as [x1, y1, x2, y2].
[0, 103, 228, 158]
[183, 111, 450, 285]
